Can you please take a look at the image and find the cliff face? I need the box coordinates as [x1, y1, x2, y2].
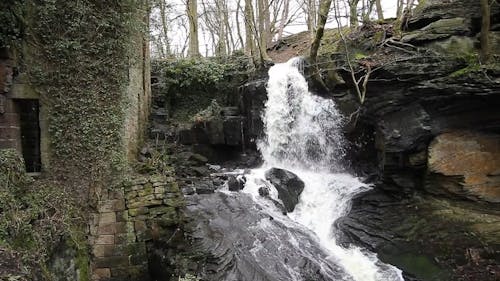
[328, 1, 500, 280]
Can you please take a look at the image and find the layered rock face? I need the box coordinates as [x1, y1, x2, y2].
[427, 131, 500, 203]
[332, 0, 500, 200]
[330, 0, 500, 280]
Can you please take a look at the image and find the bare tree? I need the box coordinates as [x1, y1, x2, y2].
[187, 0, 200, 57]
[257, 0, 272, 63]
[310, 0, 332, 65]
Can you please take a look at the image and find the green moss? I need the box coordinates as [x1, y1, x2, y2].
[449, 64, 481, 77]
[354, 52, 367, 60]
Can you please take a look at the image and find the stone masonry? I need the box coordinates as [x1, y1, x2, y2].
[90, 175, 184, 281]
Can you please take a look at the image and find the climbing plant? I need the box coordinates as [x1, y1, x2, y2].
[0, 0, 25, 49]
[28, 0, 146, 182]
[153, 57, 249, 121]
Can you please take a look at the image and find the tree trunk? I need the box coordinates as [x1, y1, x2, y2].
[349, 0, 359, 27]
[264, 0, 272, 45]
[244, 0, 256, 59]
[375, 0, 383, 20]
[480, 0, 491, 63]
[216, 0, 227, 56]
[396, 0, 404, 18]
[159, 0, 171, 57]
[306, 0, 317, 39]
[187, 0, 200, 57]
[310, 0, 332, 64]
[258, 0, 272, 63]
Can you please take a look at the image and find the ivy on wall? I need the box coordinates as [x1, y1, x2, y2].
[1, 0, 147, 279]
[0, 0, 25, 49]
[28, 0, 146, 182]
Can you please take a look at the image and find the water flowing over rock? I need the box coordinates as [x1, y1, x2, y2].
[241, 57, 404, 281]
[264, 168, 304, 212]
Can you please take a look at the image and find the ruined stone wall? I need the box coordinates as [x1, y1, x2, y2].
[91, 175, 184, 281]
[0, 50, 21, 152]
[124, 21, 151, 162]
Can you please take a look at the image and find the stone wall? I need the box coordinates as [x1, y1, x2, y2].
[0, 50, 21, 152]
[91, 175, 184, 281]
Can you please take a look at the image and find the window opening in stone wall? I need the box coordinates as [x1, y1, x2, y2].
[17, 99, 41, 173]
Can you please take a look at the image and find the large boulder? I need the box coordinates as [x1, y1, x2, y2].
[265, 168, 305, 212]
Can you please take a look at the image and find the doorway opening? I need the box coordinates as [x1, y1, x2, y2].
[17, 99, 41, 173]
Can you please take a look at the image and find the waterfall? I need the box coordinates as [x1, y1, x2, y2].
[243, 58, 404, 281]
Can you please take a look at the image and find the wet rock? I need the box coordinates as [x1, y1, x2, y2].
[227, 175, 245, 192]
[212, 178, 224, 187]
[188, 153, 208, 164]
[258, 186, 270, 197]
[195, 183, 215, 194]
[183, 192, 350, 281]
[265, 168, 305, 212]
[191, 166, 210, 177]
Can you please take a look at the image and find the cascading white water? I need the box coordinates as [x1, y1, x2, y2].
[243, 58, 404, 281]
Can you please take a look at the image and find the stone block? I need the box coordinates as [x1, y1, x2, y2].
[149, 206, 175, 217]
[116, 211, 129, 222]
[115, 232, 136, 244]
[110, 265, 148, 279]
[128, 207, 149, 217]
[134, 221, 147, 232]
[99, 212, 116, 225]
[138, 183, 153, 197]
[94, 256, 129, 268]
[98, 222, 127, 235]
[93, 245, 115, 257]
[99, 199, 126, 212]
[127, 198, 162, 208]
[92, 268, 111, 280]
[95, 234, 114, 245]
[125, 190, 138, 200]
[132, 178, 148, 185]
[154, 186, 165, 194]
[108, 189, 124, 199]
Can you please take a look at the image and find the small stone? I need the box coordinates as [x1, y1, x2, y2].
[154, 186, 165, 194]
